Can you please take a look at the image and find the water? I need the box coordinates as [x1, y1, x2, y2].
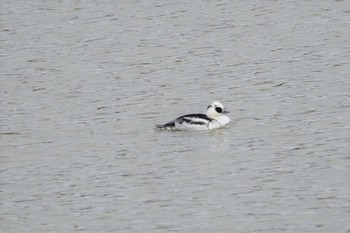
[1, 1, 350, 232]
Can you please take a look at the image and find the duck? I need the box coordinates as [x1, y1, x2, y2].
[156, 101, 230, 131]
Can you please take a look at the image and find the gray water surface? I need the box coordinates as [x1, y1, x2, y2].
[1, 1, 350, 232]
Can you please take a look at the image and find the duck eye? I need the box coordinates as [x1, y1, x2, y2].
[215, 107, 222, 113]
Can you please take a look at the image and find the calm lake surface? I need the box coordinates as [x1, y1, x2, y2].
[1, 1, 350, 232]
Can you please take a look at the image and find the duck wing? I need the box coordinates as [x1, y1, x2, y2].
[175, 114, 211, 125]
